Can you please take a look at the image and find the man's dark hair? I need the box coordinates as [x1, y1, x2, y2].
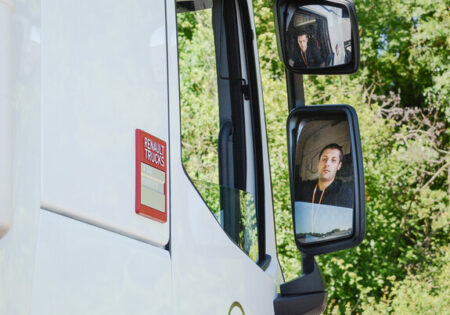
[297, 31, 308, 38]
[319, 143, 343, 162]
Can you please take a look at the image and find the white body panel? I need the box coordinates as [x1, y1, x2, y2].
[0, 0, 13, 238]
[0, 1, 42, 314]
[31, 210, 172, 315]
[41, 0, 169, 247]
[0, 0, 284, 314]
[169, 167, 278, 314]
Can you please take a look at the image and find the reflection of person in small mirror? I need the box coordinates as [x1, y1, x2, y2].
[288, 32, 325, 68]
[295, 143, 353, 208]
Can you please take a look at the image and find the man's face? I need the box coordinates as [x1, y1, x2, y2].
[318, 148, 342, 183]
[297, 35, 308, 53]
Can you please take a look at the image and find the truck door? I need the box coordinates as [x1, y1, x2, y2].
[170, 0, 281, 313]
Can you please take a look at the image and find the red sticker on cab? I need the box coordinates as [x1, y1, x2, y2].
[136, 129, 167, 222]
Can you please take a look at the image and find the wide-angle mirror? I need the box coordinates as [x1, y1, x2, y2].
[287, 105, 365, 255]
[274, 0, 360, 74]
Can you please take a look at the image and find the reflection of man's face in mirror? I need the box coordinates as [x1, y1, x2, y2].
[297, 34, 308, 53]
[295, 142, 353, 209]
[318, 147, 342, 189]
[289, 32, 325, 68]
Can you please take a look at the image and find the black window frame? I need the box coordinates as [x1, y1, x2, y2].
[175, 0, 268, 268]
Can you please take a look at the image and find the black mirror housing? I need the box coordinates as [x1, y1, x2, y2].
[274, 0, 360, 75]
[287, 105, 365, 255]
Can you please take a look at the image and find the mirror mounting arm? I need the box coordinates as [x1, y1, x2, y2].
[274, 254, 327, 314]
[286, 71, 305, 110]
[281, 254, 326, 295]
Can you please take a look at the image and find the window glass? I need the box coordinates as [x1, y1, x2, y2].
[176, 2, 259, 262]
[177, 9, 219, 192]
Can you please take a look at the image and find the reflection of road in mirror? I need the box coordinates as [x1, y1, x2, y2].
[295, 201, 352, 244]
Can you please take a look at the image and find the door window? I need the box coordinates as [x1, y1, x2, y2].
[176, 0, 261, 262]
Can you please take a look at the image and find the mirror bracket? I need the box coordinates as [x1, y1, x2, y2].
[286, 71, 306, 110]
[274, 254, 327, 314]
[280, 254, 326, 296]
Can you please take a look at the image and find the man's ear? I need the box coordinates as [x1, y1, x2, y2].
[338, 161, 342, 170]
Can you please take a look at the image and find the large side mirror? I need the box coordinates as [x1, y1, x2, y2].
[274, 0, 360, 74]
[287, 105, 365, 255]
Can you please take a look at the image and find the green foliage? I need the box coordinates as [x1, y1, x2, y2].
[178, 10, 220, 186]
[178, 0, 449, 313]
[252, 0, 449, 313]
[357, 0, 450, 112]
[312, 86, 449, 313]
[361, 246, 450, 314]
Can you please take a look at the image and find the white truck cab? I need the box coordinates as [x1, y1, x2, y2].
[0, 0, 365, 314]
